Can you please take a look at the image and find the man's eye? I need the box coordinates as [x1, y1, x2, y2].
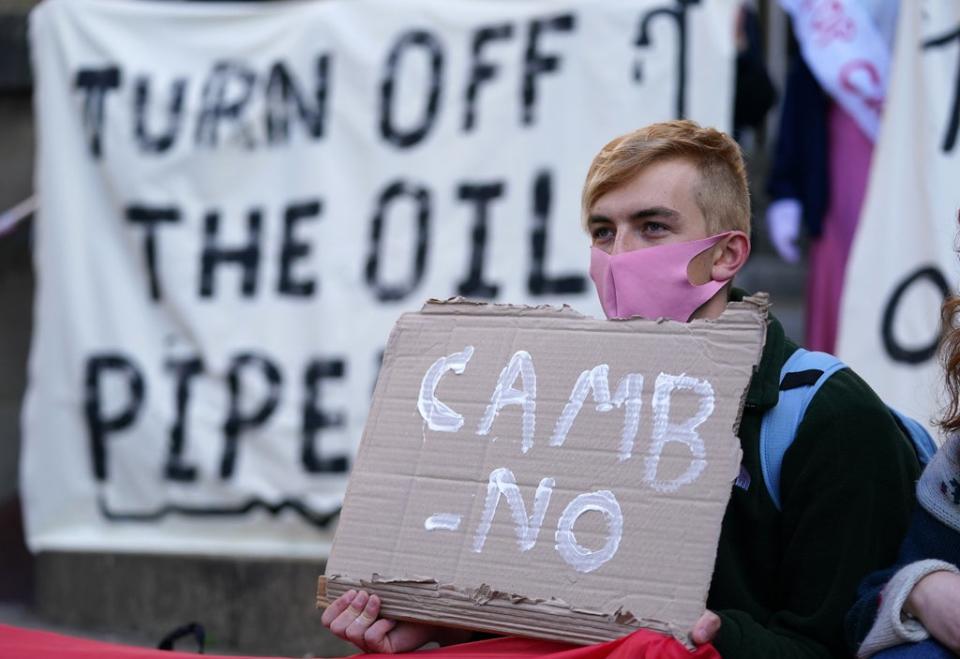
[591, 227, 613, 241]
[642, 221, 668, 234]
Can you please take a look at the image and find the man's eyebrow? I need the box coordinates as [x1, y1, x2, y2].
[586, 214, 612, 226]
[628, 206, 679, 220]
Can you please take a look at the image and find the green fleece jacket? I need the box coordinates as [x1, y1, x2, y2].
[707, 292, 920, 658]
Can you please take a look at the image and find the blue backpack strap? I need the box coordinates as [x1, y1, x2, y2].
[759, 349, 847, 511]
[887, 407, 939, 468]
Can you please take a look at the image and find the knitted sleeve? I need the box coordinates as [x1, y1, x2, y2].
[856, 560, 959, 658]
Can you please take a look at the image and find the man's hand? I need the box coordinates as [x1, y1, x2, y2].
[691, 610, 721, 646]
[321, 589, 449, 653]
[905, 570, 960, 653]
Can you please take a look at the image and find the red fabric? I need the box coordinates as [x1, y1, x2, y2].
[367, 632, 722, 658]
[0, 625, 277, 659]
[0, 624, 720, 659]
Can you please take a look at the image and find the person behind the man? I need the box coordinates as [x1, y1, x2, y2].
[321, 120, 920, 658]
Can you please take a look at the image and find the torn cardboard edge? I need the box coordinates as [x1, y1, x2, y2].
[419, 292, 770, 323]
[317, 576, 676, 647]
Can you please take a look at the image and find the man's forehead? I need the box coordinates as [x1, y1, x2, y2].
[587, 205, 679, 223]
[592, 160, 700, 212]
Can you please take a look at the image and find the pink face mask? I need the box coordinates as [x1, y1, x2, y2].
[590, 233, 733, 322]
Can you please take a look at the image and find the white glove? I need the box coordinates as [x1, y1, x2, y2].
[766, 198, 803, 264]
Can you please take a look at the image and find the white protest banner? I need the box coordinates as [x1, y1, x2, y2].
[837, 3, 960, 434]
[24, 0, 736, 557]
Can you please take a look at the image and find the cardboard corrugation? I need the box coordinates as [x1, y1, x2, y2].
[320, 296, 768, 647]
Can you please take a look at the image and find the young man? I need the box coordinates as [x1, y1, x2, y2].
[322, 121, 921, 658]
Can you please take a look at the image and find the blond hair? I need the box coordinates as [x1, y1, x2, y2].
[581, 120, 751, 235]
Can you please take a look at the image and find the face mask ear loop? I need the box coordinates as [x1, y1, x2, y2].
[686, 231, 734, 287]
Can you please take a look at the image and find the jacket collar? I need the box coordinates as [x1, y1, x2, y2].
[729, 288, 796, 412]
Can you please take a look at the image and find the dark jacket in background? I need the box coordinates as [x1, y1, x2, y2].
[766, 56, 829, 238]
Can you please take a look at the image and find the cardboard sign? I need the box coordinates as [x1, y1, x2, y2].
[320, 297, 767, 645]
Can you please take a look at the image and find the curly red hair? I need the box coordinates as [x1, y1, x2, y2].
[939, 295, 960, 432]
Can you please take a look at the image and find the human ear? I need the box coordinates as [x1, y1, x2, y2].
[710, 231, 751, 282]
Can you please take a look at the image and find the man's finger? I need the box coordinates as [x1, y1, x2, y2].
[692, 610, 721, 645]
[320, 589, 356, 627]
[344, 618, 370, 652]
[329, 590, 369, 638]
[345, 591, 376, 648]
[353, 593, 380, 629]
[364, 594, 382, 621]
[364, 618, 398, 653]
